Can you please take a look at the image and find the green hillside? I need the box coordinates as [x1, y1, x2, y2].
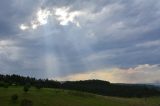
[0, 86, 160, 106]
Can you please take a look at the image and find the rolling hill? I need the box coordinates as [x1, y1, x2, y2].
[0, 86, 160, 106]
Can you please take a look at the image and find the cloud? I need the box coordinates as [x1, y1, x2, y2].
[19, 8, 52, 30]
[57, 64, 160, 83]
[0, 39, 22, 61]
[54, 7, 83, 26]
[0, 0, 160, 82]
[136, 40, 160, 48]
[19, 6, 84, 30]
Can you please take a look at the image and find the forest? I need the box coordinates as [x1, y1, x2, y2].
[0, 74, 160, 98]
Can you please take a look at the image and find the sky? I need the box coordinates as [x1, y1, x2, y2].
[0, 0, 160, 83]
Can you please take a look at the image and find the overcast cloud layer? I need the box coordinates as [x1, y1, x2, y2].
[0, 0, 160, 83]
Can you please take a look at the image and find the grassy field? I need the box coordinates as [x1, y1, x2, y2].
[0, 86, 160, 106]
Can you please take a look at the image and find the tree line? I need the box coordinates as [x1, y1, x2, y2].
[0, 74, 160, 97]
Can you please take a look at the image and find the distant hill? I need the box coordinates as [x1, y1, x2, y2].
[61, 80, 160, 97]
[0, 74, 160, 97]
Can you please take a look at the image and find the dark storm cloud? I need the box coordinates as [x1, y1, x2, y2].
[0, 0, 160, 82]
[0, 0, 41, 38]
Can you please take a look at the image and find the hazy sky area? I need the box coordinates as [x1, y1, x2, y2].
[0, 0, 160, 83]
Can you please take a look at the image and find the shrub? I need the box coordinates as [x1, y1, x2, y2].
[23, 85, 30, 93]
[23, 86, 29, 93]
[20, 99, 33, 106]
[11, 94, 18, 102]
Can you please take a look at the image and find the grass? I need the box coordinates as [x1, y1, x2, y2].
[0, 86, 160, 106]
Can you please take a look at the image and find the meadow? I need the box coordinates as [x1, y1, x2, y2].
[0, 86, 160, 106]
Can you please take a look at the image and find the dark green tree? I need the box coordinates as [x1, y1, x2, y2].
[23, 84, 30, 93]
